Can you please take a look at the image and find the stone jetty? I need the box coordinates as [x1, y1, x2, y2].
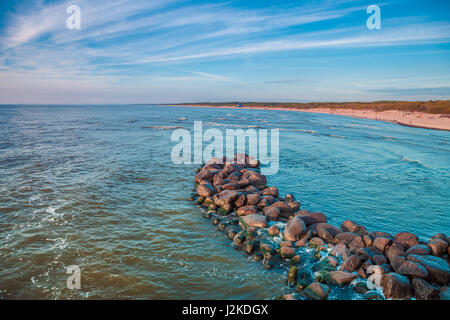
[190, 154, 450, 300]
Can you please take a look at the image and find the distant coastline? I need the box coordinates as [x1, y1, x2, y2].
[167, 101, 450, 131]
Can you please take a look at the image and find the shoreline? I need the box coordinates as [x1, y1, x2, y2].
[166, 104, 450, 132]
[192, 154, 450, 300]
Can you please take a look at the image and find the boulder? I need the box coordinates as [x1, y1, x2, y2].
[301, 283, 330, 300]
[372, 255, 388, 265]
[412, 278, 440, 300]
[234, 194, 246, 208]
[195, 169, 213, 183]
[281, 246, 296, 259]
[382, 273, 411, 299]
[309, 223, 342, 242]
[394, 232, 419, 249]
[340, 255, 362, 272]
[390, 256, 406, 273]
[264, 207, 280, 221]
[270, 202, 294, 219]
[341, 220, 359, 233]
[398, 261, 428, 278]
[283, 217, 307, 241]
[236, 205, 258, 216]
[369, 231, 393, 240]
[197, 183, 215, 198]
[428, 239, 448, 257]
[335, 232, 360, 245]
[286, 200, 301, 211]
[363, 235, 373, 247]
[308, 237, 326, 248]
[296, 211, 327, 226]
[407, 254, 450, 285]
[249, 173, 266, 190]
[246, 193, 261, 205]
[325, 271, 357, 286]
[331, 243, 351, 260]
[385, 243, 406, 262]
[431, 233, 448, 243]
[373, 237, 392, 253]
[213, 190, 239, 207]
[268, 225, 280, 236]
[406, 244, 430, 256]
[262, 186, 279, 197]
[241, 214, 267, 229]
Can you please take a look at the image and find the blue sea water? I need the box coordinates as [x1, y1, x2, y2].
[0, 105, 448, 299]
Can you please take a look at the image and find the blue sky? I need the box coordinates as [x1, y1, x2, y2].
[0, 0, 449, 104]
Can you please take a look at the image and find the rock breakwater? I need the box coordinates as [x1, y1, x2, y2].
[190, 154, 450, 300]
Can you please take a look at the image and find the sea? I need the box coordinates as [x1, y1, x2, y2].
[0, 105, 448, 299]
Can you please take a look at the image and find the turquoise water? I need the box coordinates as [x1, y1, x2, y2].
[0, 105, 449, 299]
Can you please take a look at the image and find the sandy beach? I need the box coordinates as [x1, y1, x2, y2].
[169, 105, 450, 131]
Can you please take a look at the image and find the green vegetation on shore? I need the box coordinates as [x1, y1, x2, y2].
[176, 100, 450, 114]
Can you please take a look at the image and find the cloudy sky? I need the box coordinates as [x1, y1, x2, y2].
[0, 0, 449, 104]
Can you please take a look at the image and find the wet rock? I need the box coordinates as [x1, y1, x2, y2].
[431, 233, 448, 243]
[257, 198, 272, 210]
[262, 186, 279, 197]
[268, 225, 280, 237]
[301, 283, 330, 300]
[406, 244, 430, 256]
[309, 223, 342, 242]
[369, 231, 393, 240]
[270, 202, 294, 219]
[340, 255, 362, 272]
[236, 205, 257, 216]
[407, 254, 450, 285]
[354, 281, 370, 294]
[249, 173, 267, 190]
[331, 243, 351, 260]
[335, 232, 360, 245]
[234, 194, 246, 208]
[244, 241, 256, 254]
[281, 246, 296, 259]
[195, 169, 213, 183]
[428, 239, 448, 257]
[373, 237, 392, 253]
[390, 256, 406, 273]
[372, 255, 388, 265]
[341, 220, 359, 233]
[243, 185, 259, 194]
[296, 211, 327, 226]
[287, 266, 298, 286]
[308, 237, 326, 248]
[325, 271, 357, 286]
[286, 200, 301, 212]
[264, 207, 280, 221]
[394, 232, 419, 249]
[398, 261, 428, 278]
[260, 240, 275, 258]
[364, 290, 384, 300]
[296, 279, 308, 292]
[241, 214, 267, 229]
[349, 235, 366, 249]
[326, 256, 339, 267]
[197, 183, 215, 198]
[283, 217, 307, 241]
[412, 278, 440, 300]
[233, 232, 246, 247]
[213, 190, 239, 207]
[246, 193, 261, 205]
[295, 234, 310, 247]
[385, 243, 406, 262]
[217, 203, 232, 215]
[382, 273, 411, 299]
[363, 235, 373, 247]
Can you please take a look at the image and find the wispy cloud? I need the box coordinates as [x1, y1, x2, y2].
[0, 0, 449, 103]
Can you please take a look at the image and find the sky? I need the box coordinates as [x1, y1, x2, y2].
[0, 0, 449, 104]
